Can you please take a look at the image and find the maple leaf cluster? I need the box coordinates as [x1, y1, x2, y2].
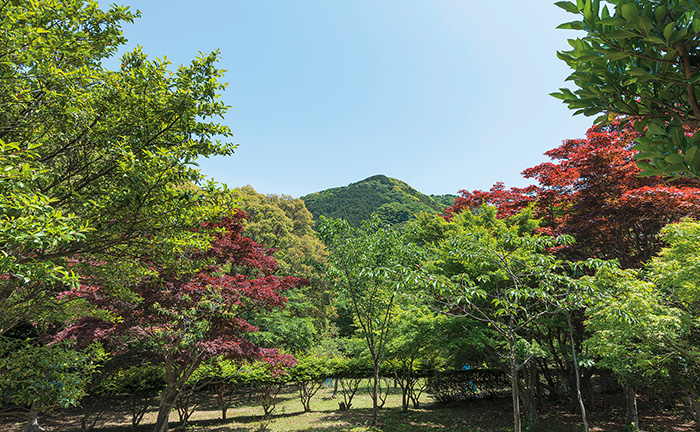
[447, 122, 700, 268]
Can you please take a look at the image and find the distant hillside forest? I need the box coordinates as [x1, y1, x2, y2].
[300, 175, 456, 226]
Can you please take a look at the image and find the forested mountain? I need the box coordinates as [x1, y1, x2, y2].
[300, 175, 456, 226]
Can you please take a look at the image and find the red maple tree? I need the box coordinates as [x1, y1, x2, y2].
[57, 212, 306, 432]
[447, 122, 700, 268]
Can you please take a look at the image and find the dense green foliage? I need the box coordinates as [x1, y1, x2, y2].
[0, 0, 237, 340]
[301, 175, 452, 226]
[554, 0, 700, 179]
[406, 207, 598, 432]
[429, 193, 458, 209]
[229, 185, 334, 341]
[0, 340, 106, 412]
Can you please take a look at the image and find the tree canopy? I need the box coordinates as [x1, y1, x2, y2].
[553, 0, 700, 179]
[1, 0, 237, 337]
[448, 122, 700, 268]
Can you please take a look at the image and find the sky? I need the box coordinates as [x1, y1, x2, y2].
[105, 1, 594, 198]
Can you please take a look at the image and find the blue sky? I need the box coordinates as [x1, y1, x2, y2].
[108, 1, 593, 198]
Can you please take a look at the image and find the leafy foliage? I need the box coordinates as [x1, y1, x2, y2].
[0, 340, 106, 411]
[448, 122, 700, 268]
[318, 214, 419, 424]
[56, 213, 304, 432]
[553, 0, 700, 179]
[407, 206, 595, 432]
[229, 186, 333, 343]
[586, 267, 688, 387]
[0, 0, 238, 339]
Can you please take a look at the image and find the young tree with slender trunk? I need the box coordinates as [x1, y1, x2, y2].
[318, 215, 418, 426]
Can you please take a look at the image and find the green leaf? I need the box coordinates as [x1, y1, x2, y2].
[665, 153, 684, 165]
[584, 0, 594, 22]
[664, 22, 675, 42]
[664, 164, 688, 173]
[557, 21, 586, 30]
[627, 67, 649, 77]
[684, 146, 700, 166]
[655, 6, 667, 22]
[637, 15, 652, 35]
[642, 35, 666, 45]
[634, 135, 655, 147]
[606, 51, 630, 61]
[671, 127, 685, 145]
[555, 1, 580, 14]
[647, 122, 669, 136]
[607, 29, 638, 39]
[598, 17, 627, 26]
[621, 3, 639, 21]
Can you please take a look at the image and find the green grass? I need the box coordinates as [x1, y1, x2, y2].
[1, 381, 693, 431]
[180, 381, 444, 432]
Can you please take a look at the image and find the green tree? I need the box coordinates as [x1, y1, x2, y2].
[385, 305, 442, 411]
[230, 185, 333, 336]
[287, 355, 334, 412]
[586, 267, 688, 430]
[0, 141, 89, 335]
[584, 220, 700, 429]
[553, 0, 700, 179]
[0, 340, 106, 432]
[407, 207, 591, 432]
[317, 215, 418, 425]
[1, 0, 237, 336]
[648, 220, 700, 425]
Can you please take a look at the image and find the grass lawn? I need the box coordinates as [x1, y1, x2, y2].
[0, 381, 695, 431]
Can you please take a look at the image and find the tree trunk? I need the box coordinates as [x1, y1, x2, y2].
[538, 359, 560, 401]
[23, 403, 44, 432]
[518, 382, 540, 431]
[510, 342, 521, 432]
[531, 362, 544, 409]
[518, 362, 540, 430]
[152, 386, 178, 432]
[401, 376, 409, 412]
[625, 384, 639, 431]
[581, 367, 595, 408]
[565, 367, 579, 414]
[565, 310, 590, 432]
[689, 390, 700, 431]
[371, 362, 379, 425]
[662, 390, 675, 409]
